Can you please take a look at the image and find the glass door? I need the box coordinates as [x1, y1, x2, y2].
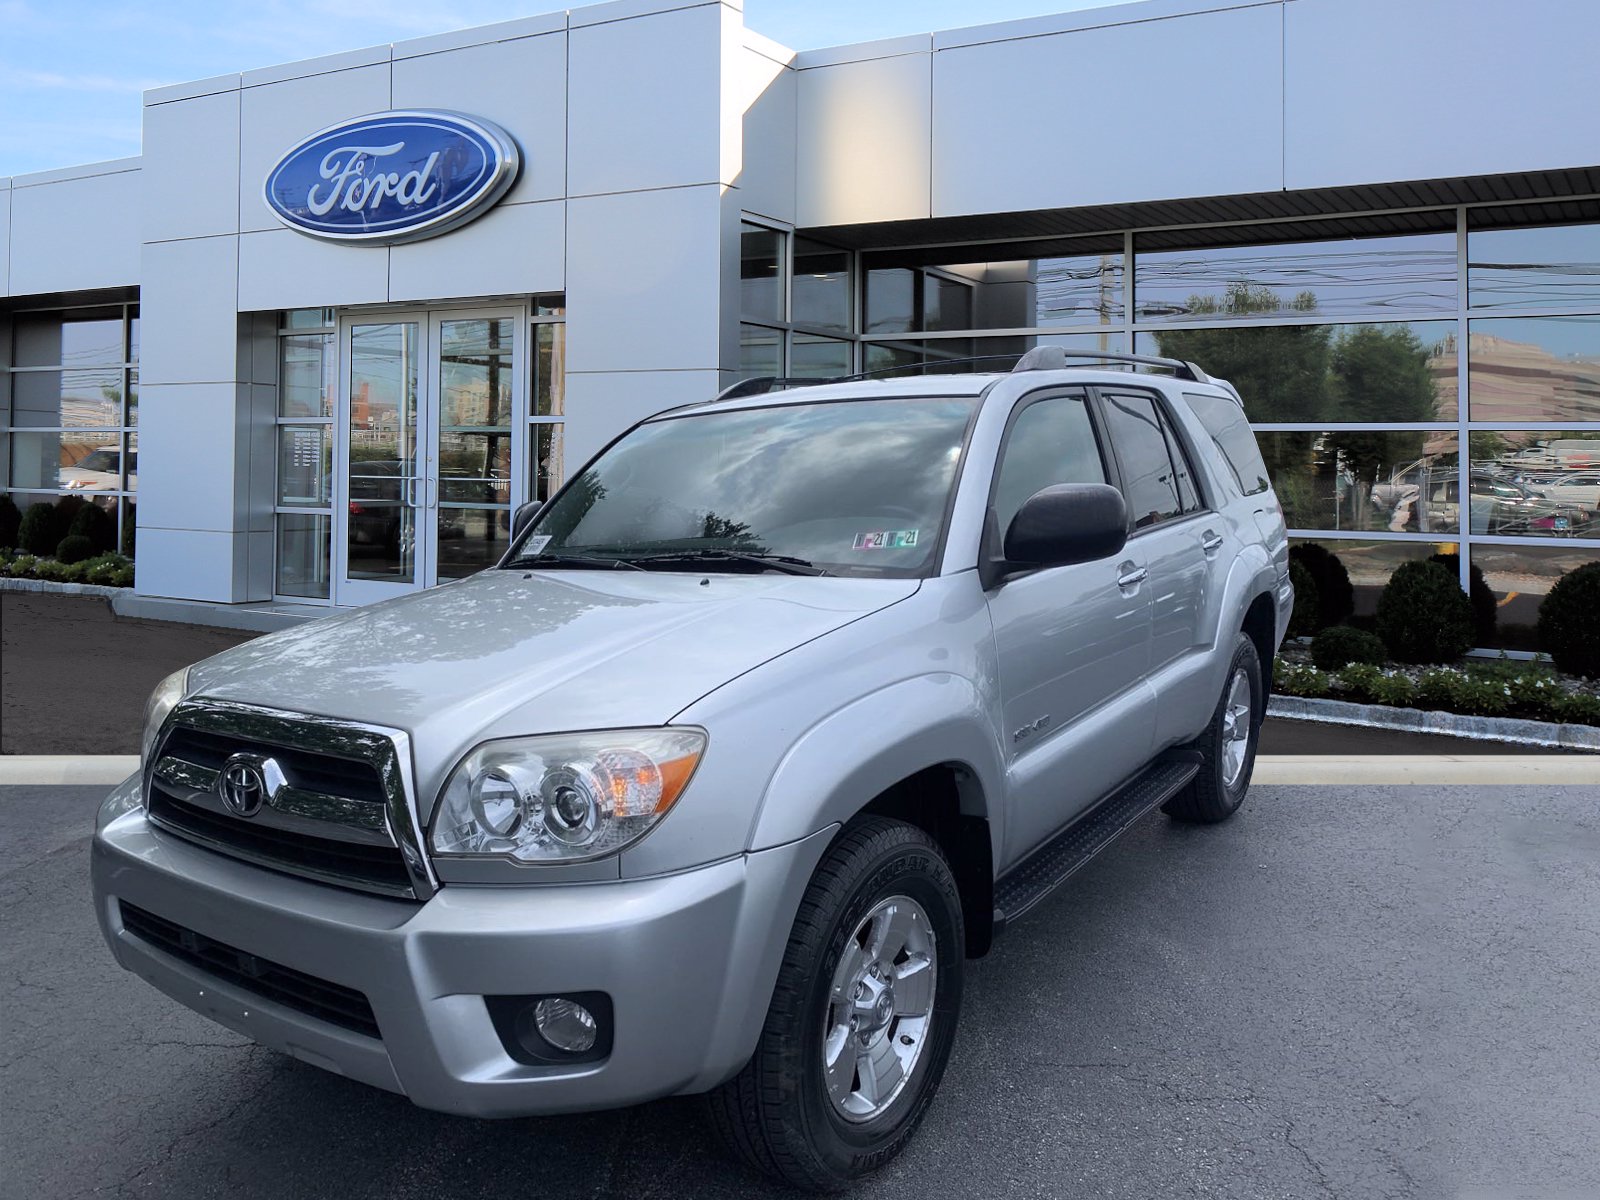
[333, 307, 525, 605]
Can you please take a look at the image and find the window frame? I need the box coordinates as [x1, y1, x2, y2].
[1092, 384, 1211, 533]
[983, 386, 1114, 558]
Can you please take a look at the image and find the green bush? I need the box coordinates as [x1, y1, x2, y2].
[0, 494, 20, 549]
[1289, 542, 1355, 629]
[1288, 559, 1320, 638]
[68, 502, 117, 554]
[82, 553, 135, 587]
[51, 494, 87, 541]
[1273, 657, 1330, 698]
[1376, 560, 1474, 664]
[1311, 625, 1387, 671]
[1537, 561, 1600, 679]
[1429, 552, 1496, 646]
[55, 534, 95, 564]
[18, 503, 57, 555]
[4, 553, 38, 577]
[121, 504, 137, 558]
[31, 558, 86, 583]
[1549, 692, 1600, 728]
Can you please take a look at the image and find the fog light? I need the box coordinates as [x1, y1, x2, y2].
[534, 997, 598, 1053]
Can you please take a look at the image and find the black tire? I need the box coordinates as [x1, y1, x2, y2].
[706, 817, 964, 1192]
[1164, 632, 1263, 824]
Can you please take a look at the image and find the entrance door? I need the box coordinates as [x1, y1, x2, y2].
[334, 307, 525, 605]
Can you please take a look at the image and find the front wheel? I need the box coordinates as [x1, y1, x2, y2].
[706, 817, 964, 1192]
[1164, 632, 1263, 824]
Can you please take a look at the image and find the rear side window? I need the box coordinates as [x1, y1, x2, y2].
[1100, 390, 1192, 529]
[1185, 391, 1271, 496]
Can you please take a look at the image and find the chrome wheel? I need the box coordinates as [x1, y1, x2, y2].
[1219, 668, 1253, 788]
[821, 895, 937, 1123]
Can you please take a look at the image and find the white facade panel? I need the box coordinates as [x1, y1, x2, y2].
[139, 236, 240, 385]
[237, 64, 392, 234]
[931, 3, 1283, 218]
[134, 527, 249, 602]
[737, 45, 796, 224]
[142, 89, 243, 243]
[0, 184, 9, 297]
[1285, 0, 1600, 189]
[567, 4, 726, 195]
[236, 228, 389, 312]
[390, 33, 568, 206]
[134, 383, 250, 534]
[566, 185, 725, 373]
[561, 369, 723, 471]
[796, 50, 931, 228]
[8, 168, 142, 295]
[388, 199, 565, 303]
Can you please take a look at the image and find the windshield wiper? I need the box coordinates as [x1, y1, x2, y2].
[625, 549, 830, 577]
[509, 551, 646, 572]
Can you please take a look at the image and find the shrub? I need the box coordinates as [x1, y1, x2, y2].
[4, 553, 38, 577]
[54, 534, 95, 564]
[0, 494, 20, 549]
[121, 504, 137, 558]
[31, 558, 86, 583]
[1376, 560, 1474, 664]
[1334, 663, 1418, 708]
[1550, 692, 1600, 728]
[18, 503, 57, 555]
[1311, 625, 1387, 671]
[82, 553, 135, 587]
[1273, 657, 1330, 698]
[1429, 552, 1496, 645]
[51, 494, 87, 541]
[1289, 542, 1355, 629]
[68, 502, 117, 554]
[1287, 559, 1320, 638]
[1537, 561, 1600, 679]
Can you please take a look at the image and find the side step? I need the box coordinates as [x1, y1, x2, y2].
[992, 757, 1199, 934]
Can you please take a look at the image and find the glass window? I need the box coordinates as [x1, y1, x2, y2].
[520, 397, 979, 578]
[791, 333, 851, 379]
[275, 513, 331, 599]
[923, 275, 973, 332]
[864, 244, 1124, 333]
[127, 369, 138, 427]
[1100, 390, 1183, 528]
[279, 333, 334, 417]
[1468, 316, 1600, 422]
[11, 369, 123, 427]
[739, 324, 782, 376]
[124, 431, 138, 492]
[1471, 543, 1600, 652]
[1185, 391, 1270, 496]
[740, 223, 784, 324]
[1255, 431, 1459, 534]
[530, 422, 563, 503]
[8, 431, 122, 491]
[864, 267, 917, 335]
[533, 322, 565, 416]
[993, 393, 1106, 536]
[1469, 222, 1600, 311]
[792, 238, 850, 334]
[13, 307, 125, 368]
[1287, 538, 1450, 617]
[1140, 321, 1457, 423]
[1161, 415, 1203, 513]
[863, 331, 1128, 377]
[280, 308, 334, 331]
[276, 426, 331, 506]
[1134, 231, 1456, 322]
[439, 317, 515, 429]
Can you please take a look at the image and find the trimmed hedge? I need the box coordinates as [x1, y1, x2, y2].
[1289, 542, 1355, 630]
[55, 535, 96, 564]
[1288, 559, 1320, 638]
[68, 502, 117, 555]
[0, 494, 19, 549]
[1429, 552, 1496, 645]
[18, 503, 57, 555]
[1537, 561, 1600, 679]
[1311, 625, 1387, 671]
[1376, 560, 1474, 664]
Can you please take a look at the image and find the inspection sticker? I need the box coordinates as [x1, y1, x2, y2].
[523, 535, 553, 555]
[853, 529, 919, 550]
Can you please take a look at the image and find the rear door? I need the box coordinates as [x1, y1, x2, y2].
[984, 388, 1156, 867]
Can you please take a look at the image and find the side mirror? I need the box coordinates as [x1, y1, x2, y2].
[983, 484, 1128, 587]
[511, 500, 543, 541]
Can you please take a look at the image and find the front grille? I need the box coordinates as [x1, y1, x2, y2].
[160, 727, 389, 806]
[147, 784, 415, 895]
[120, 901, 381, 1039]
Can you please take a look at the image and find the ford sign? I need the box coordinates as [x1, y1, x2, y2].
[264, 110, 520, 245]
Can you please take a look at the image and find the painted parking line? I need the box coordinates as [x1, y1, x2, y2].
[0, 756, 139, 786]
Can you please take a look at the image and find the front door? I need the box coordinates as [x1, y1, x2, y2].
[334, 308, 525, 605]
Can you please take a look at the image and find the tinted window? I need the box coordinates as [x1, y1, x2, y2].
[1185, 391, 1272, 496]
[1101, 390, 1183, 528]
[992, 392, 1106, 536]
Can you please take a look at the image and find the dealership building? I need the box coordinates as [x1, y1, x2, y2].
[1, 0, 1597, 645]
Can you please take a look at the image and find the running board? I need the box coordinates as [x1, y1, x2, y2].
[992, 757, 1199, 934]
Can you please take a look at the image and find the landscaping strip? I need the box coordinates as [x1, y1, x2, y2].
[1268, 694, 1600, 752]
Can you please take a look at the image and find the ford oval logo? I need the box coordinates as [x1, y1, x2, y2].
[263, 110, 520, 245]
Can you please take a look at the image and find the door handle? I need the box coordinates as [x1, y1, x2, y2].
[1201, 530, 1224, 553]
[427, 476, 438, 510]
[404, 475, 417, 508]
[1116, 562, 1148, 588]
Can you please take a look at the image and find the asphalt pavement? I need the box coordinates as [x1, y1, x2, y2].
[7, 781, 1600, 1199]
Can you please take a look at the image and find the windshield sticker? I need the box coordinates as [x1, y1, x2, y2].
[853, 530, 919, 550]
[522, 535, 553, 556]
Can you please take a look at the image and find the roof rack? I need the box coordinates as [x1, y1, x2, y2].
[712, 376, 824, 401]
[1010, 345, 1212, 382]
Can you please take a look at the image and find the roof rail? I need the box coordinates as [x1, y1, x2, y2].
[712, 376, 827, 401]
[1011, 345, 1211, 382]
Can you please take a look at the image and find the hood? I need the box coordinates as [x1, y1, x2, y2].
[188, 569, 918, 797]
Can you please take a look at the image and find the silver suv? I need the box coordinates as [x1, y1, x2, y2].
[92, 348, 1291, 1191]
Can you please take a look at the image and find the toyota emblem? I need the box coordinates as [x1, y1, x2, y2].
[218, 755, 269, 817]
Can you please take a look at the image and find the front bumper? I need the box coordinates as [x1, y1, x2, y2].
[92, 774, 833, 1117]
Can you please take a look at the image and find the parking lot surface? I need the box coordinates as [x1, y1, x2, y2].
[5, 780, 1600, 1199]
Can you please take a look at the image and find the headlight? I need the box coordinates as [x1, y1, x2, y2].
[430, 729, 706, 863]
[140, 667, 190, 766]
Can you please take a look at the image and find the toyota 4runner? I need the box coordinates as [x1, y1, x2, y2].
[92, 347, 1292, 1191]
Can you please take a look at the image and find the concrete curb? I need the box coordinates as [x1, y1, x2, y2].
[1253, 755, 1600, 785]
[1268, 695, 1600, 753]
[0, 756, 139, 785]
[0, 577, 124, 599]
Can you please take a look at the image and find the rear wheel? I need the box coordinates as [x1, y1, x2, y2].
[1164, 632, 1262, 824]
[706, 817, 964, 1192]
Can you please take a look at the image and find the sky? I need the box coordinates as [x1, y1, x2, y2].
[0, 0, 1130, 176]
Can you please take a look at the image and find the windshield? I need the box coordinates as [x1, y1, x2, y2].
[507, 396, 979, 578]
